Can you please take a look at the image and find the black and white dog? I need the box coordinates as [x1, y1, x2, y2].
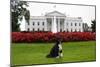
[46, 40, 63, 58]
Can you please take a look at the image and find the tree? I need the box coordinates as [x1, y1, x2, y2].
[11, 0, 30, 32]
[11, 11, 20, 31]
[91, 20, 96, 32]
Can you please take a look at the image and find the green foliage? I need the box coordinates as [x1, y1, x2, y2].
[11, 12, 20, 31]
[91, 20, 96, 32]
[11, 0, 30, 32]
[24, 10, 30, 23]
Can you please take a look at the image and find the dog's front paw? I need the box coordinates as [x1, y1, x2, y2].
[56, 56, 60, 58]
[60, 53, 63, 58]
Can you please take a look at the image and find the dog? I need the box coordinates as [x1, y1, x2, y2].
[46, 39, 63, 58]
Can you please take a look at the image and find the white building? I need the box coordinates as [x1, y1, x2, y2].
[25, 11, 83, 32]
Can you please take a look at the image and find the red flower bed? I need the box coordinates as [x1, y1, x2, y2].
[12, 32, 96, 43]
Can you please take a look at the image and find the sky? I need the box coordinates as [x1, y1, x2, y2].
[26, 2, 95, 26]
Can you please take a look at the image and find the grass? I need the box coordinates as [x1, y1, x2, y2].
[11, 41, 96, 66]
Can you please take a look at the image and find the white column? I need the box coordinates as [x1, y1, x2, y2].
[58, 18, 60, 32]
[64, 19, 66, 32]
[45, 19, 47, 31]
[51, 17, 53, 32]
[81, 23, 83, 32]
[51, 16, 57, 33]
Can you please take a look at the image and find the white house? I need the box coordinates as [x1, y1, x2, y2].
[25, 11, 83, 32]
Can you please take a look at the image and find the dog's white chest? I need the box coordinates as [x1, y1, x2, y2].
[58, 44, 62, 50]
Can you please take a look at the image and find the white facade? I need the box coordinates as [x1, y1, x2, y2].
[25, 11, 83, 32]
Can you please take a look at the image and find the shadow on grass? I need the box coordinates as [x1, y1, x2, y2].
[54, 58, 63, 63]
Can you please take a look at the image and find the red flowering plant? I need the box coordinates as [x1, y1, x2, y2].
[12, 32, 96, 43]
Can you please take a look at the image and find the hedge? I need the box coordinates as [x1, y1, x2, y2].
[12, 32, 96, 43]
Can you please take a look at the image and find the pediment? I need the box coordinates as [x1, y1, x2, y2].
[45, 11, 66, 17]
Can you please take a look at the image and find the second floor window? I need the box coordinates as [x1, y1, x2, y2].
[75, 23, 77, 26]
[42, 22, 44, 25]
[27, 22, 29, 25]
[38, 22, 39, 25]
[71, 23, 73, 26]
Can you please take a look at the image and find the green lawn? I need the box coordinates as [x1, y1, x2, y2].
[11, 41, 96, 66]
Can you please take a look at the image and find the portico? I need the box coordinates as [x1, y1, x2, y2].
[45, 11, 66, 33]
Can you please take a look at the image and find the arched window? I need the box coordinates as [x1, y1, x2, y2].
[75, 23, 77, 26]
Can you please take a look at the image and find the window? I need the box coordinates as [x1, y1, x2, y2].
[33, 28, 34, 31]
[38, 22, 39, 25]
[60, 29, 62, 32]
[71, 23, 73, 26]
[75, 29, 77, 32]
[33, 22, 34, 25]
[67, 29, 69, 32]
[27, 22, 29, 25]
[42, 22, 44, 25]
[67, 23, 68, 25]
[38, 28, 39, 31]
[75, 23, 77, 26]
[79, 29, 81, 32]
[79, 23, 81, 26]
[27, 28, 29, 31]
[71, 29, 73, 32]
[43, 28, 44, 31]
